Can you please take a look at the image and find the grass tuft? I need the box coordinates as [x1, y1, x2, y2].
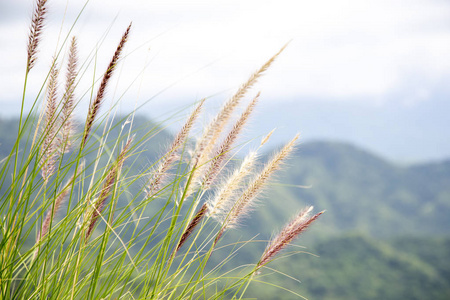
[0, 3, 322, 299]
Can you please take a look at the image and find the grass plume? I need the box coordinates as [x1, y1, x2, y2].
[59, 36, 78, 153]
[215, 134, 299, 244]
[1, 2, 324, 297]
[82, 23, 132, 148]
[146, 99, 205, 197]
[202, 93, 260, 188]
[27, 0, 48, 71]
[207, 151, 257, 219]
[40, 61, 59, 182]
[175, 202, 208, 254]
[257, 207, 324, 269]
[191, 45, 287, 184]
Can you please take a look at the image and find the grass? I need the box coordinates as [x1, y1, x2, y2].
[0, 1, 322, 299]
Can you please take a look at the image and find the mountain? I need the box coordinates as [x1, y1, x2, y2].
[216, 141, 450, 298]
[3, 116, 448, 240]
[251, 141, 450, 240]
[247, 235, 450, 300]
[2, 115, 449, 299]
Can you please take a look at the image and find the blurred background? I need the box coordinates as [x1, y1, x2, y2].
[1, 0, 449, 298]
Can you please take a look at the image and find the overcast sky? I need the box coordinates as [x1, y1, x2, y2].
[1, 0, 450, 161]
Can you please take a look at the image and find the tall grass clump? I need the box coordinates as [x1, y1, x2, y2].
[0, 1, 323, 299]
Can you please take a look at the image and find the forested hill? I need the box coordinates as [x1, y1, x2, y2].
[255, 140, 450, 240]
[1, 116, 449, 299]
[1, 116, 449, 239]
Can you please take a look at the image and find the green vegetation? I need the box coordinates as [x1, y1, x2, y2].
[0, 1, 323, 299]
[2, 0, 449, 299]
[260, 141, 450, 238]
[254, 235, 450, 300]
[2, 114, 449, 299]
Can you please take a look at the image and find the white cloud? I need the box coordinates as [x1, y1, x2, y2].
[1, 0, 450, 111]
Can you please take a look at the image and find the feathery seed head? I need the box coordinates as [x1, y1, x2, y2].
[207, 150, 258, 219]
[175, 203, 208, 254]
[189, 46, 288, 195]
[82, 23, 132, 148]
[27, 0, 48, 70]
[219, 134, 299, 232]
[192, 45, 287, 175]
[261, 128, 276, 146]
[202, 93, 260, 188]
[59, 36, 78, 153]
[146, 99, 204, 197]
[257, 207, 323, 269]
[40, 62, 60, 182]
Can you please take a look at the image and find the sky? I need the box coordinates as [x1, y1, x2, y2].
[1, 0, 450, 162]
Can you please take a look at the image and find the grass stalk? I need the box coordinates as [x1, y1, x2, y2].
[0, 3, 322, 299]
